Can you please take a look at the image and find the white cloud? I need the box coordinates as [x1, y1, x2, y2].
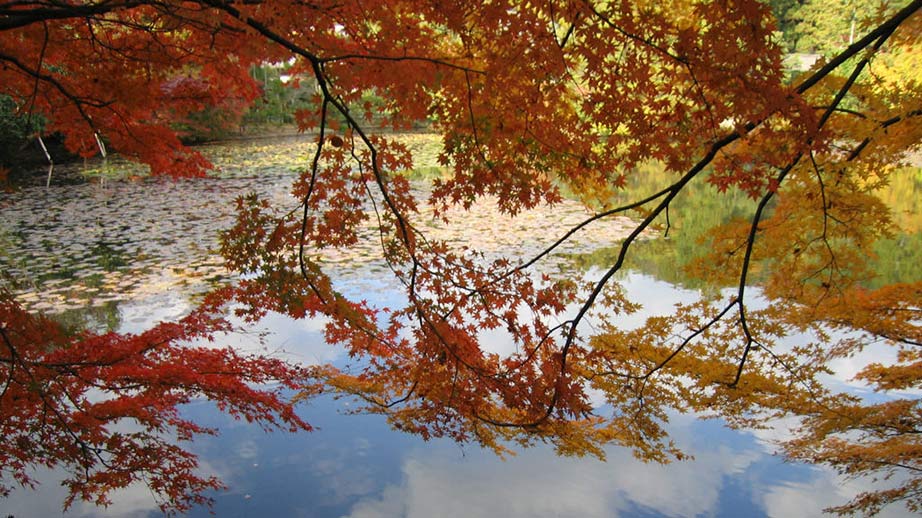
[760, 468, 913, 518]
[343, 417, 764, 518]
[1, 467, 159, 518]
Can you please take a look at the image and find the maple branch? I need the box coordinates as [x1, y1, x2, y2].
[299, 94, 329, 305]
[24, 18, 48, 122]
[0, 325, 16, 401]
[0, 331, 107, 483]
[813, 105, 868, 119]
[858, 458, 922, 474]
[557, 16, 578, 50]
[317, 53, 484, 75]
[199, 0, 454, 276]
[518, 184, 674, 273]
[486, 0, 922, 428]
[435, 183, 683, 381]
[0, 0, 145, 31]
[351, 377, 421, 410]
[847, 109, 922, 162]
[459, 68, 502, 186]
[496, 320, 570, 379]
[301, 51, 519, 387]
[198, 0, 320, 61]
[727, 23, 900, 387]
[473, 129, 754, 429]
[202, 0, 444, 366]
[548, 0, 580, 50]
[809, 151, 832, 241]
[0, 50, 110, 128]
[551, 129, 748, 391]
[874, 332, 922, 348]
[601, 299, 739, 383]
[79, 13, 203, 65]
[792, 0, 922, 96]
[581, 0, 688, 65]
[445, 174, 680, 326]
[308, 69, 420, 272]
[799, 153, 854, 307]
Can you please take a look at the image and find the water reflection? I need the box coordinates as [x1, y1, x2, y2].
[1, 271, 909, 518]
[0, 137, 641, 319]
[341, 421, 767, 518]
[0, 393, 904, 518]
[188, 397, 780, 518]
[2, 139, 918, 517]
[567, 163, 922, 288]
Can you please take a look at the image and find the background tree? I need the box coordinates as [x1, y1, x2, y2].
[784, 0, 902, 56]
[2, 0, 921, 515]
[766, 0, 806, 51]
[0, 94, 43, 169]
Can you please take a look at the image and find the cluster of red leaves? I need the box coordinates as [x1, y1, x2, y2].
[0, 288, 317, 515]
[0, 2, 272, 175]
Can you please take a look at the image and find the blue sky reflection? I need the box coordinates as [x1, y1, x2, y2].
[0, 270, 910, 517]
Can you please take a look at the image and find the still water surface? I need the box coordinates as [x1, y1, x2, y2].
[1, 136, 917, 517]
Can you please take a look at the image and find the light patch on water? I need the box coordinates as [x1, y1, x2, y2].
[343, 417, 764, 518]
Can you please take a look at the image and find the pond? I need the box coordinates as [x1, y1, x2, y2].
[1, 135, 919, 518]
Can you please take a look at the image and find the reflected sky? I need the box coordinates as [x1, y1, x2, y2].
[2, 272, 913, 518]
[3, 393, 908, 518]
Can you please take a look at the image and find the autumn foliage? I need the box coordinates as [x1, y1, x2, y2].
[2, 0, 922, 515]
[0, 288, 316, 513]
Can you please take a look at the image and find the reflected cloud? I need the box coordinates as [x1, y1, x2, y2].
[0, 467, 160, 518]
[616, 272, 703, 331]
[235, 311, 341, 366]
[118, 290, 194, 334]
[177, 309, 343, 367]
[344, 417, 764, 518]
[760, 468, 912, 518]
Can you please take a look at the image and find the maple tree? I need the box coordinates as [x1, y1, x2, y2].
[2, 0, 922, 515]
